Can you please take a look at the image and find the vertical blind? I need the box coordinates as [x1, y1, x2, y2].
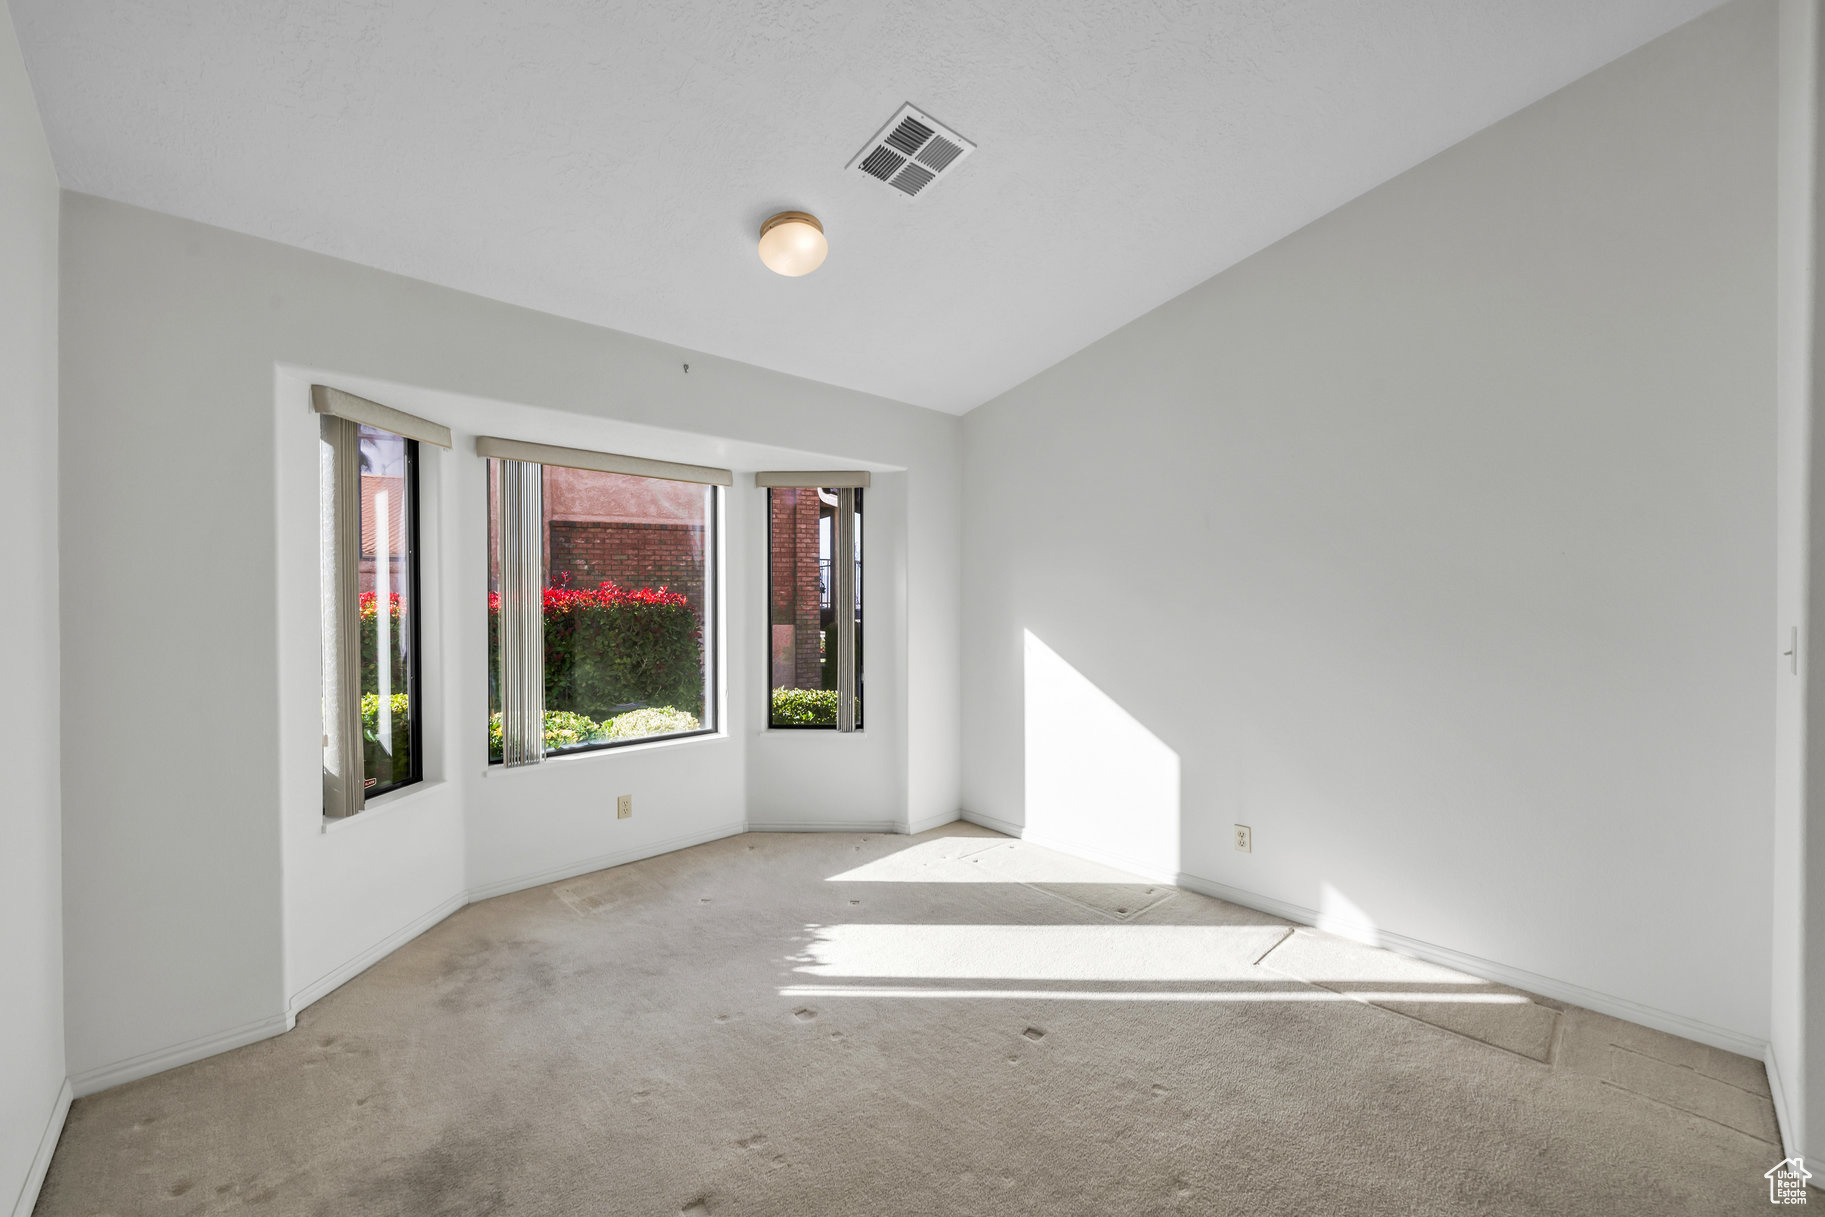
[320, 413, 366, 819]
[833, 487, 859, 733]
[495, 458, 546, 768]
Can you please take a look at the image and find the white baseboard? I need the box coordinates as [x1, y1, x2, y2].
[71, 1010, 294, 1098]
[959, 808, 1023, 837]
[1766, 1042, 1798, 1161]
[288, 891, 469, 1016]
[1173, 870, 1765, 1060]
[9, 1077, 70, 1217]
[465, 821, 748, 903]
[746, 819, 899, 834]
[902, 810, 964, 836]
[960, 809, 1768, 1062]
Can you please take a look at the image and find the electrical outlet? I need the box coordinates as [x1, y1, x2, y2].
[1234, 824, 1252, 853]
[616, 794, 632, 819]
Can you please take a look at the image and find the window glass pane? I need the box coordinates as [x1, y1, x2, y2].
[768, 487, 861, 728]
[487, 459, 503, 763]
[357, 425, 418, 793]
[852, 488, 864, 730]
[489, 464, 715, 757]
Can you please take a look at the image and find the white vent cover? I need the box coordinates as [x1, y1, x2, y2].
[847, 104, 976, 199]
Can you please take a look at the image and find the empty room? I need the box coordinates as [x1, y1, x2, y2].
[2, 0, 1822, 1212]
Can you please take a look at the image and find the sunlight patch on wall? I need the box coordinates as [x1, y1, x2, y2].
[1317, 882, 1380, 947]
[1023, 630, 1180, 876]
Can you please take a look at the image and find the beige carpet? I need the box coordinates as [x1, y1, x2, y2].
[36, 825, 1789, 1215]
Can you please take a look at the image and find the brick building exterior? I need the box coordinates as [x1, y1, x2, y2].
[480, 466, 834, 693]
[539, 466, 710, 618]
[769, 487, 827, 690]
[548, 519, 705, 613]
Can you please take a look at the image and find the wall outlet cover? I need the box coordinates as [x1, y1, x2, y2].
[617, 794, 632, 819]
[1234, 824, 1252, 853]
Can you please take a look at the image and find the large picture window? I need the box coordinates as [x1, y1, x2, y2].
[764, 479, 863, 731]
[316, 386, 449, 818]
[485, 441, 724, 764]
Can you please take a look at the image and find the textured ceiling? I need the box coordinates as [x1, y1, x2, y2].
[13, 0, 1724, 413]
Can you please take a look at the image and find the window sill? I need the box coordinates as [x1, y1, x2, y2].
[322, 779, 449, 833]
[482, 730, 730, 778]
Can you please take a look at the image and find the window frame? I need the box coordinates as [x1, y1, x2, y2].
[320, 415, 427, 819]
[537, 478, 722, 759]
[764, 484, 864, 732]
[362, 432, 424, 799]
[487, 462, 723, 765]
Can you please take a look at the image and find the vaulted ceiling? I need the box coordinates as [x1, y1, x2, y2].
[12, 0, 1724, 412]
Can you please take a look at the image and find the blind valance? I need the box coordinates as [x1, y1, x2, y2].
[475, 437, 733, 487]
[311, 385, 452, 449]
[753, 470, 872, 489]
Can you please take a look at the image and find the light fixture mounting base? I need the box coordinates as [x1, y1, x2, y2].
[760, 211, 823, 238]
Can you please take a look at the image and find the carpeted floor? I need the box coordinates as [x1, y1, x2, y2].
[36, 825, 1789, 1215]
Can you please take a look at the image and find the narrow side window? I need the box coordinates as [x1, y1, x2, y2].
[766, 484, 862, 730]
[320, 418, 423, 815]
[314, 385, 447, 817]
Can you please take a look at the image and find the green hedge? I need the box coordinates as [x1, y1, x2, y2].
[490, 584, 704, 724]
[360, 691, 412, 784]
[770, 687, 840, 727]
[359, 594, 409, 701]
[605, 706, 701, 739]
[489, 706, 700, 755]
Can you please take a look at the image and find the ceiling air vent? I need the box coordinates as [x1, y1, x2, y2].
[848, 104, 976, 199]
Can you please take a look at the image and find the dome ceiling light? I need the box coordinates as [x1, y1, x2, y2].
[757, 211, 828, 277]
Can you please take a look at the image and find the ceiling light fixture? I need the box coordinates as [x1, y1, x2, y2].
[757, 211, 827, 277]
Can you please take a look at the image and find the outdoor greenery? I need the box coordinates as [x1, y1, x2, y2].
[362, 576, 707, 772]
[770, 686, 840, 727]
[604, 706, 701, 739]
[358, 591, 411, 696]
[489, 706, 701, 753]
[489, 579, 705, 723]
[359, 690, 412, 783]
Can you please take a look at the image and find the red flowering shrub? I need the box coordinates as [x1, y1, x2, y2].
[358, 591, 409, 697]
[487, 576, 703, 724]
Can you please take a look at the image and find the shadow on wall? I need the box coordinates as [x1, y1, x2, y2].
[1022, 630, 1181, 879]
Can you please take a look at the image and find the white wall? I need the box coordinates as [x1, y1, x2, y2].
[0, 0, 63, 1210]
[0, 0, 63, 1212]
[1773, 0, 1815, 1162]
[272, 371, 468, 1016]
[59, 194, 961, 1090]
[962, 0, 1777, 1047]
